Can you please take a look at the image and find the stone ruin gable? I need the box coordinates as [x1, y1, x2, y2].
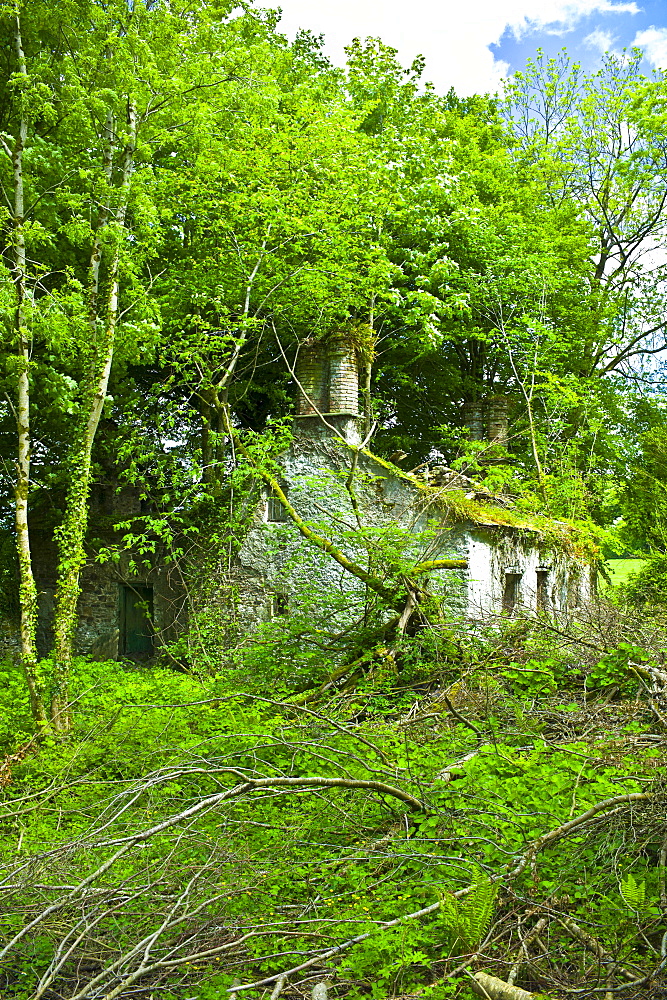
[23, 482, 184, 662]
[464, 522, 594, 616]
[230, 440, 391, 624]
[78, 483, 184, 661]
[228, 438, 476, 626]
[0, 617, 19, 660]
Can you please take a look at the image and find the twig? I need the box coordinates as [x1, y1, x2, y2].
[508, 916, 548, 986]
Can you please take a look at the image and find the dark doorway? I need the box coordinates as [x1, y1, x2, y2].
[536, 569, 550, 611]
[503, 572, 522, 614]
[119, 585, 154, 659]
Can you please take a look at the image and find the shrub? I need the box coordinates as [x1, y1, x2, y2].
[622, 554, 667, 607]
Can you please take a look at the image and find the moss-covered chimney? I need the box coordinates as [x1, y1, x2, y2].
[294, 336, 360, 444]
[486, 395, 509, 448]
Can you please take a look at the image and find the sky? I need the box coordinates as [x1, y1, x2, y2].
[269, 0, 667, 95]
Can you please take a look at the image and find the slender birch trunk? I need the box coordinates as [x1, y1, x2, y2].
[10, 11, 47, 725]
[50, 99, 136, 730]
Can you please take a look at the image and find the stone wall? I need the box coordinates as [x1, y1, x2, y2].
[198, 432, 596, 654]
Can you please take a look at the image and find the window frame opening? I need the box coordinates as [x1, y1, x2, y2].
[271, 593, 289, 617]
[266, 488, 290, 523]
[536, 568, 550, 612]
[502, 571, 523, 614]
[567, 571, 581, 609]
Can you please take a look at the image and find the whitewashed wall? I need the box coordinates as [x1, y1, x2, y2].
[223, 436, 595, 627]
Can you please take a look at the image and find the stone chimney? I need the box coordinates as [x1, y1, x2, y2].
[328, 338, 359, 414]
[462, 395, 510, 463]
[486, 395, 509, 448]
[462, 401, 485, 442]
[294, 336, 360, 444]
[295, 341, 328, 416]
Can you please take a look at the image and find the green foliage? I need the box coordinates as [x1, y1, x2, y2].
[588, 642, 648, 690]
[0, 657, 32, 747]
[620, 423, 667, 553]
[621, 554, 667, 608]
[438, 874, 497, 953]
[501, 657, 563, 696]
[619, 872, 648, 913]
[0, 648, 664, 999]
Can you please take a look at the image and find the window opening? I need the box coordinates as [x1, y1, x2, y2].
[536, 569, 550, 611]
[119, 585, 154, 660]
[94, 485, 111, 513]
[267, 489, 289, 523]
[271, 593, 289, 617]
[503, 572, 522, 614]
[590, 567, 598, 597]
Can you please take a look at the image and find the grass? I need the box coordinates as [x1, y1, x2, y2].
[605, 558, 647, 586]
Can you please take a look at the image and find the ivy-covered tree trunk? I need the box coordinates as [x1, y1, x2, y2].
[50, 101, 136, 731]
[8, 11, 47, 725]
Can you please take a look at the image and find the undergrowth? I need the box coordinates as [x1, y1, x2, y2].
[1, 603, 666, 1000]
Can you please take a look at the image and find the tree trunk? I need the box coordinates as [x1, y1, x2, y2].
[361, 358, 372, 439]
[10, 11, 47, 725]
[50, 99, 136, 730]
[198, 391, 214, 484]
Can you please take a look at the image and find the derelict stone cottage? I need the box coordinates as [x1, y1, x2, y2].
[216, 337, 596, 640]
[0, 336, 597, 664]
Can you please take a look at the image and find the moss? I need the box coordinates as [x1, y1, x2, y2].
[290, 437, 600, 563]
[357, 448, 601, 562]
[359, 448, 424, 484]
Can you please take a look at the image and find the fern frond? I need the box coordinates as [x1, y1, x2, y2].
[620, 872, 647, 911]
[438, 875, 497, 952]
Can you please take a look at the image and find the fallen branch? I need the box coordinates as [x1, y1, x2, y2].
[227, 897, 446, 992]
[470, 970, 538, 1000]
[228, 790, 657, 993]
[508, 793, 651, 878]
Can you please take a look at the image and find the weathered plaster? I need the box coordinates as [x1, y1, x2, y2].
[216, 432, 596, 636]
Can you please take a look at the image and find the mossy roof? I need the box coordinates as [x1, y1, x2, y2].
[360, 448, 600, 560]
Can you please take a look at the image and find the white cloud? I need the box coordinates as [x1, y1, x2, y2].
[509, 0, 639, 38]
[632, 26, 667, 69]
[273, 0, 641, 94]
[584, 27, 619, 53]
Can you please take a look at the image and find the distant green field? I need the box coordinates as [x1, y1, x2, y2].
[604, 558, 647, 587]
